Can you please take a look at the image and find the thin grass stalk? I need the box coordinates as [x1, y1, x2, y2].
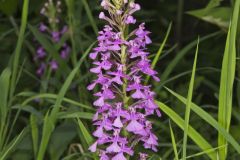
[218, 1, 240, 159]
[182, 39, 199, 159]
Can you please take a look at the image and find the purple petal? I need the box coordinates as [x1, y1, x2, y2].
[89, 52, 98, 59]
[126, 120, 143, 132]
[94, 97, 104, 107]
[106, 142, 121, 153]
[131, 89, 145, 99]
[113, 117, 123, 128]
[112, 152, 126, 160]
[90, 66, 101, 73]
[89, 141, 98, 152]
[93, 127, 104, 137]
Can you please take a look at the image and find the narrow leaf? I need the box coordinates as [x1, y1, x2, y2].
[182, 39, 199, 159]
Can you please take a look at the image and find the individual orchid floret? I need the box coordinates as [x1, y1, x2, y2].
[88, 0, 161, 159]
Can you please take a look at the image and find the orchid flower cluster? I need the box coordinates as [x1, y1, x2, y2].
[34, 0, 70, 76]
[88, 0, 161, 159]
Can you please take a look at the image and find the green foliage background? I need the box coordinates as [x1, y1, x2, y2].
[0, 0, 239, 159]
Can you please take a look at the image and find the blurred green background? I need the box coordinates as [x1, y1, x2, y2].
[0, 0, 239, 159]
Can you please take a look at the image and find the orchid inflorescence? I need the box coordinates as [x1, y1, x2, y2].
[88, 0, 161, 159]
[34, 0, 70, 76]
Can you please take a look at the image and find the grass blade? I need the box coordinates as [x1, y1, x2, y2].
[20, 93, 93, 110]
[0, 69, 11, 150]
[9, 0, 29, 98]
[30, 114, 39, 157]
[169, 121, 179, 160]
[156, 101, 217, 160]
[82, 0, 98, 36]
[182, 39, 199, 159]
[76, 118, 94, 146]
[218, 1, 240, 159]
[156, 31, 220, 92]
[58, 112, 94, 120]
[145, 22, 172, 84]
[0, 128, 27, 160]
[166, 87, 240, 154]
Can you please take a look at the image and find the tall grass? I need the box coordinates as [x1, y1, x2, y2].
[218, 1, 240, 159]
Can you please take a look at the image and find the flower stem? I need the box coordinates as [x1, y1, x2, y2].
[120, 26, 129, 109]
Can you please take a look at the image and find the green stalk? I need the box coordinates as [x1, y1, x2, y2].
[2, 0, 29, 149]
[218, 1, 240, 159]
[9, 0, 29, 102]
[120, 25, 129, 109]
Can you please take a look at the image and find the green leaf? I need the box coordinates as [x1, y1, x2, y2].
[58, 112, 94, 120]
[156, 101, 217, 160]
[145, 22, 172, 84]
[9, 0, 29, 100]
[0, 128, 28, 160]
[181, 145, 226, 160]
[155, 31, 220, 92]
[0, 68, 11, 126]
[165, 87, 240, 155]
[30, 114, 39, 157]
[187, 7, 231, 30]
[182, 39, 199, 159]
[0, 68, 11, 150]
[82, 0, 98, 36]
[77, 118, 94, 146]
[206, 0, 223, 9]
[169, 121, 179, 160]
[20, 93, 93, 111]
[218, 1, 240, 158]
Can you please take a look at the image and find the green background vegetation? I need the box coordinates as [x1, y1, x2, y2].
[0, 0, 239, 159]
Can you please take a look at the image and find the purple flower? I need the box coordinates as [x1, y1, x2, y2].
[88, 0, 161, 159]
[52, 31, 61, 42]
[61, 43, 71, 59]
[112, 152, 126, 160]
[36, 47, 46, 59]
[36, 63, 46, 76]
[34, 0, 71, 76]
[139, 153, 148, 160]
[50, 60, 58, 71]
[125, 15, 136, 24]
[39, 23, 47, 32]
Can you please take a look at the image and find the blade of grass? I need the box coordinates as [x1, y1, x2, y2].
[0, 128, 27, 160]
[58, 112, 94, 120]
[9, 0, 29, 99]
[218, 1, 239, 159]
[180, 145, 226, 160]
[155, 31, 221, 92]
[76, 118, 97, 160]
[20, 93, 93, 110]
[182, 39, 199, 159]
[156, 101, 217, 160]
[76, 118, 94, 146]
[165, 87, 240, 154]
[82, 0, 98, 36]
[30, 114, 39, 157]
[145, 22, 172, 84]
[0, 69, 11, 150]
[65, 0, 78, 67]
[169, 121, 179, 160]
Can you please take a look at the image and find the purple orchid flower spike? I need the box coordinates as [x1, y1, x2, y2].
[88, 0, 161, 159]
[34, 0, 71, 76]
